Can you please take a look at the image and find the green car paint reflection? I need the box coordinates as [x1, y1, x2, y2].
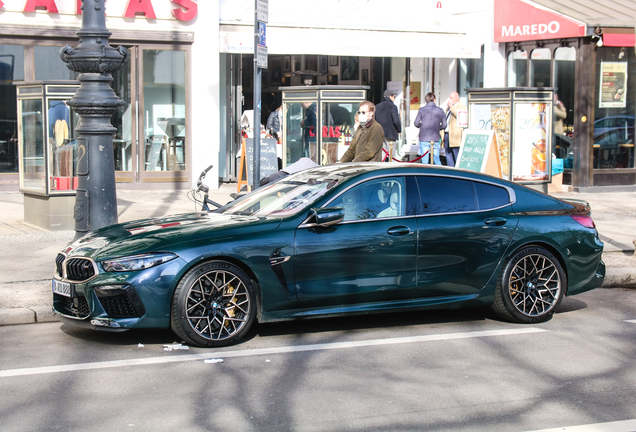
[52, 163, 605, 348]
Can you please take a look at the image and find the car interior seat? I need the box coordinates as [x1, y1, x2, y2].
[378, 184, 400, 218]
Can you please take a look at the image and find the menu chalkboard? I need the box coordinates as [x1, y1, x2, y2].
[456, 130, 501, 177]
[244, 138, 279, 186]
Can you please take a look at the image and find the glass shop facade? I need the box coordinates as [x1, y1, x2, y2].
[496, 0, 636, 190]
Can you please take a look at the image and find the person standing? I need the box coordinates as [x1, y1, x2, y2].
[266, 105, 282, 142]
[414, 92, 446, 165]
[444, 92, 465, 167]
[339, 101, 385, 162]
[375, 89, 402, 161]
[554, 93, 566, 135]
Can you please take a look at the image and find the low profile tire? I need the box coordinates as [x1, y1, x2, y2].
[492, 246, 566, 324]
[171, 261, 256, 348]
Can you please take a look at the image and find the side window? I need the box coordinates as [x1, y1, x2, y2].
[416, 176, 476, 214]
[474, 182, 510, 210]
[331, 177, 406, 221]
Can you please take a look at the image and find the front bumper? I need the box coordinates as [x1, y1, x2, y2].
[52, 258, 186, 330]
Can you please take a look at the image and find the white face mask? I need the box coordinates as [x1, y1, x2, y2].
[358, 114, 368, 124]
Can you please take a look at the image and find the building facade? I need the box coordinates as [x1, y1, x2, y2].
[5, 0, 632, 195]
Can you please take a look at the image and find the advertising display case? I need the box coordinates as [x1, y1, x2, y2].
[16, 81, 80, 230]
[466, 87, 555, 184]
[281, 85, 368, 167]
[16, 81, 80, 195]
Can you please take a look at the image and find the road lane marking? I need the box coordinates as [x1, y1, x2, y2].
[525, 418, 636, 432]
[625, 320, 636, 324]
[0, 327, 547, 378]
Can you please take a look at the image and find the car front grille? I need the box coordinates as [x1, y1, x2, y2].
[55, 253, 65, 277]
[65, 258, 96, 282]
[98, 295, 141, 318]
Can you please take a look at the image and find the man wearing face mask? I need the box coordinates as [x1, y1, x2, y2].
[339, 101, 385, 162]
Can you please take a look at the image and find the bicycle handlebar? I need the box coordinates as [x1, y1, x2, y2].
[198, 165, 214, 180]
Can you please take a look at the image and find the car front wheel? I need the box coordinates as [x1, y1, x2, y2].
[493, 246, 566, 323]
[171, 261, 255, 347]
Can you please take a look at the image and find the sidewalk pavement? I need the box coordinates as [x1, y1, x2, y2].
[0, 184, 634, 326]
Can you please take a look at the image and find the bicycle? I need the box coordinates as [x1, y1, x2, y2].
[189, 165, 223, 211]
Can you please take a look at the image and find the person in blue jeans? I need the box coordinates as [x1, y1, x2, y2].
[414, 92, 446, 165]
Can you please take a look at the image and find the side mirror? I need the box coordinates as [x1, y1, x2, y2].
[311, 207, 344, 227]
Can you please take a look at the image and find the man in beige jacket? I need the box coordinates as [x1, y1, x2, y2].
[443, 92, 465, 167]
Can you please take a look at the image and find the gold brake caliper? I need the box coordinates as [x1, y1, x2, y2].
[224, 284, 236, 325]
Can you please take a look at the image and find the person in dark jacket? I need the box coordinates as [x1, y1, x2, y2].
[375, 89, 402, 161]
[266, 106, 282, 142]
[340, 101, 385, 162]
[414, 92, 446, 165]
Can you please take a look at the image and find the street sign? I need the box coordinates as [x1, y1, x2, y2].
[258, 22, 266, 46]
[257, 45, 268, 68]
[257, 0, 268, 23]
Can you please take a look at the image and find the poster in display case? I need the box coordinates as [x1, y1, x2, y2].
[512, 103, 551, 182]
[599, 62, 627, 108]
[469, 102, 511, 179]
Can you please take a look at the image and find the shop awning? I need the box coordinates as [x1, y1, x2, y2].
[220, 25, 482, 59]
[219, 0, 484, 59]
[603, 33, 636, 47]
[494, 0, 586, 43]
[494, 0, 636, 44]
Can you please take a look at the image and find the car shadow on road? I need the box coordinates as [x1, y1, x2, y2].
[58, 306, 495, 348]
[59, 324, 179, 346]
[57, 299, 585, 349]
[555, 296, 588, 314]
[251, 306, 496, 340]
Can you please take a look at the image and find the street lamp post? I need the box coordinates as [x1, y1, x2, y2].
[60, 0, 127, 242]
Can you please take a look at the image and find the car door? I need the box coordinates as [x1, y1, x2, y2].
[293, 176, 419, 308]
[413, 175, 518, 298]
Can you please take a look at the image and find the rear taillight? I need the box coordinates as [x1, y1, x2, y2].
[571, 214, 596, 229]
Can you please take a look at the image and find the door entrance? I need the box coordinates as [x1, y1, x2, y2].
[111, 45, 190, 186]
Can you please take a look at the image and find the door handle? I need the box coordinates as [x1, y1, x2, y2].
[484, 217, 507, 226]
[387, 226, 411, 236]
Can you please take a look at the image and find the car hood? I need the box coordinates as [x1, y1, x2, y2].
[62, 212, 282, 261]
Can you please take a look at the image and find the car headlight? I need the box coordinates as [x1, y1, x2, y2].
[101, 253, 178, 272]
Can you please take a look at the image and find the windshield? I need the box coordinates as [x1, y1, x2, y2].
[221, 176, 339, 217]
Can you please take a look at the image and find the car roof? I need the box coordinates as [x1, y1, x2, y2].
[293, 162, 503, 183]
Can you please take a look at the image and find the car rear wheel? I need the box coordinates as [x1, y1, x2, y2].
[492, 246, 566, 323]
[171, 261, 255, 347]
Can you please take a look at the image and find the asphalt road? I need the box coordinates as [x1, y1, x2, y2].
[1, 288, 635, 432]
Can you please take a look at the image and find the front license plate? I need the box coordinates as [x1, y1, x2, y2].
[52, 280, 72, 297]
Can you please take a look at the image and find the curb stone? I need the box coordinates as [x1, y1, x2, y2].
[0, 308, 35, 325]
[31, 306, 57, 323]
[602, 268, 636, 289]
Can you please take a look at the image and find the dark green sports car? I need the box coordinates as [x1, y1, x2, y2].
[52, 163, 605, 347]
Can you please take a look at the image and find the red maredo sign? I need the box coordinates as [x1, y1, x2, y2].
[5, 0, 197, 22]
[494, 0, 585, 43]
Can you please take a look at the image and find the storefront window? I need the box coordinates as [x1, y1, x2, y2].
[554, 47, 575, 167]
[143, 49, 186, 172]
[507, 50, 527, 87]
[594, 47, 635, 170]
[530, 48, 551, 87]
[0, 44, 24, 174]
[34, 46, 79, 80]
[321, 102, 356, 164]
[458, 47, 484, 98]
[112, 52, 133, 172]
